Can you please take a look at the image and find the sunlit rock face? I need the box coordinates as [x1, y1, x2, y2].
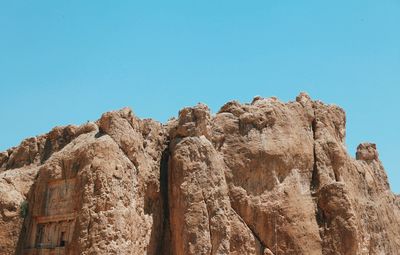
[1, 94, 399, 255]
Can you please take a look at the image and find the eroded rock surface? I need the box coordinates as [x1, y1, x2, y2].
[0, 94, 399, 255]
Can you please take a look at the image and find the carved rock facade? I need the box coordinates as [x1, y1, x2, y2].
[0, 94, 399, 254]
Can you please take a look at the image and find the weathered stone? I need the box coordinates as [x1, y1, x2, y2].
[356, 143, 379, 162]
[0, 94, 399, 255]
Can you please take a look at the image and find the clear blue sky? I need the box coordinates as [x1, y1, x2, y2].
[0, 1, 399, 193]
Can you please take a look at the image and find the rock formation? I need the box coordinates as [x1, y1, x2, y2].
[0, 93, 399, 255]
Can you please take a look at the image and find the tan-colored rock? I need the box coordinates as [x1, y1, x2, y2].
[168, 105, 258, 255]
[0, 93, 399, 255]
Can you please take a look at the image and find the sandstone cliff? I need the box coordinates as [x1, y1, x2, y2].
[0, 94, 399, 255]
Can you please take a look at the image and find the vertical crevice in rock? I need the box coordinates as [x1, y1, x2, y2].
[157, 148, 171, 255]
[310, 109, 325, 250]
[310, 117, 319, 192]
[160, 149, 170, 221]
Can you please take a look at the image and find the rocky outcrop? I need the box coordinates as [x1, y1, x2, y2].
[0, 93, 399, 255]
